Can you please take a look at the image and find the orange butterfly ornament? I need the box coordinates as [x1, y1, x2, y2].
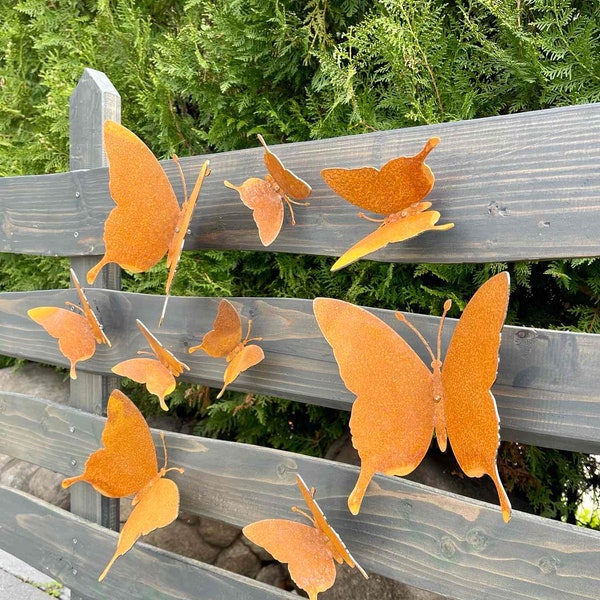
[62, 389, 184, 581]
[87, 120, 210, 325]
[224, 134, 312, 246]
[243, 474, 368, 600]
[112, 319, 189, 411]
[321, 137, 454, 271]
[189, 299, 264, 398]
[27, 269, 110, 379]
[313, 272, 512, 522]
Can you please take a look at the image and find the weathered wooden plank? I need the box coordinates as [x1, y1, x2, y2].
[0, 394, 597, 600]
[1, 289, 599, 453]
[1, 103, 600, 263]
[0, 485, 292, 600]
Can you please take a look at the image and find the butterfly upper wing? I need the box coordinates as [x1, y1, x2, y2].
[71, 269, 111, 346]
[321, 137, 439, 215]
[62, 389, 158, 497]
[331, 207, 454, 271]
[218, 344, 265, 399]
[98, 476, 180, 581]
[313, 298, 434, 515]
[189, 299, 243, 358]
[441, 272, 512, 522]
[136, 319, 189, 376]
[87, 120, 180, 284]
[224, 178, 284, 246]
[28, 307, 96, 379]
[258, 134, 312, 200]
[112, 358, 175, 412]
[243, 519, 336, 600]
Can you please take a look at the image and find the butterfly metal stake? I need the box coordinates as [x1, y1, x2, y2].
[243, 474, 368, 600]
[62, 389, 184, 581]
[321, 138, 454, 270]
[189, 299, 264, 398]
[28, 268, 111, 378]
[313, 272, 512, 522]
[224, 134, 312, 246]
[87, 120, 210, 326]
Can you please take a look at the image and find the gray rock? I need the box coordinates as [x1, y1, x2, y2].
[197, 516, 241, 548]
[27, 467, 70, 510]
[256, 563, 289, 589]
[214, 539, 262, 577]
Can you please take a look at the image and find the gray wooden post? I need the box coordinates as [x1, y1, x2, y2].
[69, 68, 121, 598]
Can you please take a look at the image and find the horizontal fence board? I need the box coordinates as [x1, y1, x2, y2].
[0, 394, 598, 600]
[0, 485, 291, 600]
[1, 289, 599, 452]
[1, 103, 600, 264]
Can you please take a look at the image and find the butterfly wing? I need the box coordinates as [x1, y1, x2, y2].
[28, 307, 96, 379]
[321, 137, 439, 215]
[71, 269, 111, 346]
[441, 272, 512, 522]
[189, 299, 242, 358]
[112, 358, 175, 412]
[258, 134, 312, 200]
[98, 476, 180, 581]
[136, 319, 189, 376]
[62, 389, 158, 497]
[331, 208, 454, 271]
[243, 519, 336, 600]
[224, 178, 284, 246]
[218, 344, 265, 399]
[313, 298, 434, 515]
[87, 120, 180, 284]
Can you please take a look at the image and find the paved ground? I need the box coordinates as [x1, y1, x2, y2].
[0, 549, 69, 600]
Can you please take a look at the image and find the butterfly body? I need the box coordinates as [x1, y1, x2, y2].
[62, 389, 183, 581]
[313, 272, 511, 522]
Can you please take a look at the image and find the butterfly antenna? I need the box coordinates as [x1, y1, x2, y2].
[396, 312, 436, 363]
[172, 155, 188, 203]
[243, 319, 263, 345]
[65, 301, 85, 315]
[158, 431, 185, 476]
[291, 505, 315, 526]
[437, 299, 452, 362]
[358, 212, 385, 224]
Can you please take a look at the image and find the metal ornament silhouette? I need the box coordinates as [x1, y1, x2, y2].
[62, 389, 184, 581]
[313, 272, 511, 522]
[321, 138, 454, 270]
[27, 269, 111, 378]
[243, 474, 368, 600]
[87, 120, 210, 325]
[189, 299, 264, 398]
[224, 134, 312, 246]
[112, 319, 189, 411]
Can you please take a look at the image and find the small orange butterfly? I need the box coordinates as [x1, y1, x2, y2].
[188, 299, 264, 399]
[28, 269, 111, 379]
[313, 272, 511, 522]
[224, 134, 311, 246]
[87, 120, 210, 325]
[62, 389, 184, 581]
[243, 474, 368, 600]
[321, 138, 454, 271]
[112, 319, 189, 411]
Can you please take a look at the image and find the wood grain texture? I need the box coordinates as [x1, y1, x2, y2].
[0, 485, 291, 600]
[1, 103, 600, 263]
[0, 394, 597, 600]
[1, 289, 599, 453]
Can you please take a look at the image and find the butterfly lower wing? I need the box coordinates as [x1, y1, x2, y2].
[224, 178, 284, 246]
[112, 358, 175, 412]
[190, 299, 243, 358]
[313, 298, 434, 515]
[218, 344, 265, 399]
[331, 209, 454, 271]
[441, 272, 512, 522]
[62, 390, 158, 497]
[243, 519, 336, 600]
[87, 120, 180, 284]
[28, 307, 96, 379]
[99, 477, 180, 581]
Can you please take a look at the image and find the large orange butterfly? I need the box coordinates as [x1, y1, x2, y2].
[112, 319, 189, 411]
[87, 120, 210, 325]
[243, 474, 367, 600]
[28, 269, 111, 378]
[189, 299, 264, 398]
[224, 134, 312, 246]
[313, 272, 511, 522]
[62, 389, 183, 581]
[321, 138, 454, 271]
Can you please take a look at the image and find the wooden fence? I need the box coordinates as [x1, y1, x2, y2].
[0, 68, 599, 599]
